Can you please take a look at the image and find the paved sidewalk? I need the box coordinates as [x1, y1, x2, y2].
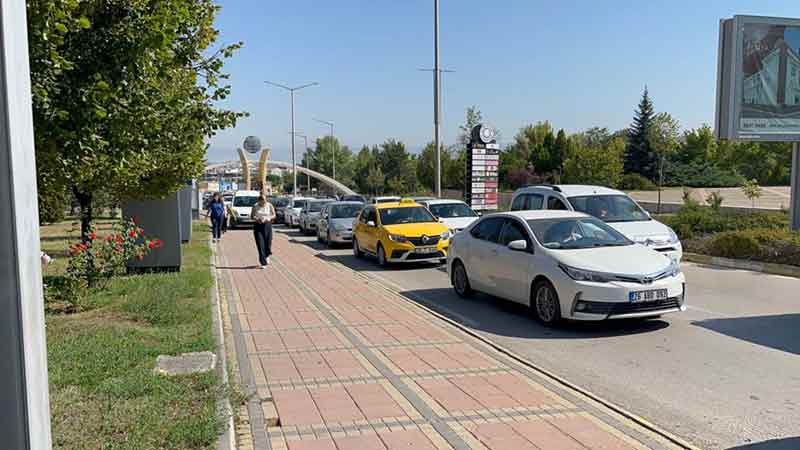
[216, 228, 688, 450]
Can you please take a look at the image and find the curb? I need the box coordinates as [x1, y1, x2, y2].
[317, 254, 702, 450]
[210, 240, 236, 450]
[683, 252, 800, 278]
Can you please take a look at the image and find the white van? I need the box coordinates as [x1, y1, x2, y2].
[228, 190, 261, 227]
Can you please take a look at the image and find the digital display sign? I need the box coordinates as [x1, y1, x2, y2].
[717, 15, 800, 141]
[466, 125, 500, 211]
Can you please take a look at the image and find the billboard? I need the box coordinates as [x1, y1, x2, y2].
[717, 15, 800, 141]
[466, 125, 500, 211]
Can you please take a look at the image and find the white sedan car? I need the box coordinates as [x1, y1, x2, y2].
[447, 210, 686, 325]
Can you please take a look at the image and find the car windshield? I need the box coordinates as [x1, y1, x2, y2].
[429, 203, 477, 219]
[272, 198, 289, 207]
[223, 195, 233, 202]
[233, 196, 259, 207]
[308, 201, 331, 212]
[527, 217, 633, 250]
[293, 200, 308, 209]
[379, 206, 436, 225]
[567, 195, 650, 223]
[331, 204, 363, 218]
[342, 195, 365, 202]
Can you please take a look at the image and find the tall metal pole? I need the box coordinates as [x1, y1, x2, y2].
[0, 0, 53, 448]
[791, 142, 800, 231]
[290, 90, 296, 196]
[303, 135, 310, 192]
[265, 81, 318, 197]
[434, 0, 442, 198]
[314, 118, 335, 180]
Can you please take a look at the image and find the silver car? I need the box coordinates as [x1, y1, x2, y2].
[317, 201, 364, 246]
[300, 199, 334, 235]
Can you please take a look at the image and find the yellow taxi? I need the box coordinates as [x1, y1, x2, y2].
[352, 199, 451, 265]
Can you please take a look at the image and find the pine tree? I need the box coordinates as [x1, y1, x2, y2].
[625, 87, 658, 180]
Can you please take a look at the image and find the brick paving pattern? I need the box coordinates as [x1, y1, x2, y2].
[217, 228, 683, 450]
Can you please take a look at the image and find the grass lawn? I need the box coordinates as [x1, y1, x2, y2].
[45, 220, 221, 450]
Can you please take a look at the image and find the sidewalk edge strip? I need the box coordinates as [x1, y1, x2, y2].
[324, 256, 702, 450]
[211, 240, 236, 450]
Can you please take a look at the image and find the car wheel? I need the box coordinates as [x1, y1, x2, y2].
[377, 244, 388, 266]
[531, 280, 562, 326]
[317, 232, 323, 243]
[326, 231, 333, 247]
[353, 238, 363, 259]
[452, 261, 474, 298]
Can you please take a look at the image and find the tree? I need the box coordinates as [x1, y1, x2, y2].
[313, 136, 354, 190]
[648, 112, 681, 212]
[366, 166, 385, 195]
[563, 138, 625, 188]
[741, 179, 763, 209]
[677, 125, 717, 164]
[28, 0, 245, 238]
[552, 129, 569, 178]
[625, 87, 658, 180]
[353, 145, 375, 193]
[417, 142, 452, 192]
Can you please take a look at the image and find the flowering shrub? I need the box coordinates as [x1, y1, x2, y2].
[66, 218, 162, 289]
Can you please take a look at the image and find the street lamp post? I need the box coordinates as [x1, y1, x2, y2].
[265, 81, 318, 196]
[314, 118, 335, 180]
[290, 132, 311, 193]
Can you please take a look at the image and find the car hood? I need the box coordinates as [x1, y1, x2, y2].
[606, 219, 674, 243]
[549, 244, 672, 276]
[440, 217, 479, 231]
[382, 222, 449, 237]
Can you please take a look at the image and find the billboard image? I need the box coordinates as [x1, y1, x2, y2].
[740, 23, 800, 134]
[466, 125, 500, 211]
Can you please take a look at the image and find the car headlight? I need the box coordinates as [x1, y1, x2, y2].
[388, 234, 408, 243]
[667, 228, 680, 244]
[440, 230, 452, 240]
[666, 259, 681, 277]
[559, 264, 614, 283]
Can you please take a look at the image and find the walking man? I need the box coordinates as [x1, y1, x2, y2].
[252, 192, 276, 268]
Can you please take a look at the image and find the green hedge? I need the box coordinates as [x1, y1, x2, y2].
[701, 229, 800, 266]
[662, 204, 788, 239]
[619, 173, 657, 191]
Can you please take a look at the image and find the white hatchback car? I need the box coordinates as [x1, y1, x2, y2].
[418, 199, 480, 234]
[285, 197, 311, 228]
[510, 185, 682, 262]
[447, 210, 686, 325]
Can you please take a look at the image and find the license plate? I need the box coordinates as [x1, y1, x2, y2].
[629, 289, 668, 303]
[415, 246, 438, 254]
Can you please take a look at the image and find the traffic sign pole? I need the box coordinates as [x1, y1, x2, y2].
[0, 1, 53, 448]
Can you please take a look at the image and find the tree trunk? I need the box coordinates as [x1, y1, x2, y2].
[73, 188, 93, 242]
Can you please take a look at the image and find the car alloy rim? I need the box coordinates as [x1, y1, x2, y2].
[454, 265, 467, 294]
[378, 247, 385, 264]
[536, 286, 556, 322]
[353, 239, 359, 255]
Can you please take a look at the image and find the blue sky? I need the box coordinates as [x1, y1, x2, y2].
[207, 1, 799, 162]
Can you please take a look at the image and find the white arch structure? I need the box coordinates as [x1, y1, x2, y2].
[266, 161, 355, 196]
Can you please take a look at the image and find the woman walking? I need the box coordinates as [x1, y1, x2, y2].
[252, 193, 276, 268]
[209, 193, 226, 243]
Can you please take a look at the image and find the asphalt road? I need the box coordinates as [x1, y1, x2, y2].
[275, 227, 800, 450]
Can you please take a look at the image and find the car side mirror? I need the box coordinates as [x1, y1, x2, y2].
[367, 220, 376, 227]
[477, 212, 483, 217]
[508, 240, 528, 252]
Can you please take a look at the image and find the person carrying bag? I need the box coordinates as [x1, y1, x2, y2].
[251, 193, 276, 268]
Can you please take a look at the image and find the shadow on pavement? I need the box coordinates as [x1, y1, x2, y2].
[217, 265, 260, 270]
[316, 253, 670, 339]
[728, 437, 800, 450]
[318, 252, 444, 272]
[693, 314, 800, 355]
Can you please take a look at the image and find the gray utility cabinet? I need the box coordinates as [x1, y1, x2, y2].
[179, 182, 193, 243]
[122, 193, 182, 272]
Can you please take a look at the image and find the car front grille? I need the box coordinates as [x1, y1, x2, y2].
[407, 236, 440, 246]
[390, 250, 444, 260]
[608, 296, 682, 316]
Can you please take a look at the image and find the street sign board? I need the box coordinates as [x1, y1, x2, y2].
[466, 125, 500, 211]
[243, 135, 262, 154]
[716, 15, 800, 141]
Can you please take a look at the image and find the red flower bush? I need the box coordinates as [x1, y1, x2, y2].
[66, 219, 161, 288]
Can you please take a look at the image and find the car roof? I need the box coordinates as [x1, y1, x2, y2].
[374, 201, 424, 209]
[234, 190, 261, 196]
[422, 199, 468, 206]
[516, 184, 624, 197]
[328, 201, 364, 206]
[373, 196, 401, 200]
[495, 210, 589, 221]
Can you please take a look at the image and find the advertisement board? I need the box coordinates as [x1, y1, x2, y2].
[717, 15, 800, 141]
[466, 125, 500, 211]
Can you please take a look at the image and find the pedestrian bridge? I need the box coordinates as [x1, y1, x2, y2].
[268, 160, 355, 196]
